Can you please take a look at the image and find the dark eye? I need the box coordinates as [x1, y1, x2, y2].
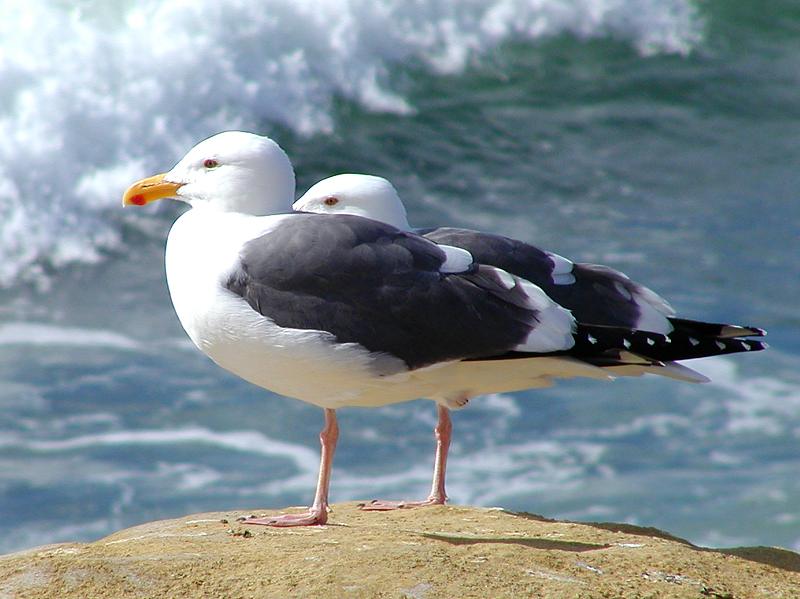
[323, 196, 339, 206]
[203, 158, 219, 169]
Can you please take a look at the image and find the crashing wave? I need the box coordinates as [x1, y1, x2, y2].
[0, 0, 703, 287]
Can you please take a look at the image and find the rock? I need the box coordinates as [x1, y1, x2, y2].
[1, 503, 798, 598]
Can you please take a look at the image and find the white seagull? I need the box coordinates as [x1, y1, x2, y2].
[123, 133, 765, 526]
[295, 173, 768, 509]
[294, 174, 763, 345]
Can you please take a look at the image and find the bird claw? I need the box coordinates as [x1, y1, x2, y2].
[358, 497, 446, 511]
[239, 506, 328, 527]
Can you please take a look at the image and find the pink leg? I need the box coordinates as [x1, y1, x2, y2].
[241, 408, 338, 526]
[360, 404, 452, 510]
[428, 404, 452, 503]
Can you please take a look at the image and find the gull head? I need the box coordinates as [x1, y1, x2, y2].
[294, 174, 411, 231]
[123, 131, 295, 216]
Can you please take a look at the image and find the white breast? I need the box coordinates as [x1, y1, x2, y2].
[163, 209, 408, 408]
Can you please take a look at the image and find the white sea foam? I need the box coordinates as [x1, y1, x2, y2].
[0, 321, 141, 350]
[555, 412, 693, 440]
[690, 356, 800, 437]
[0, 0, 702, 287]
[154, 462, 224, 491]
[329, 435, 608, 507]
[2, 426, 319, 476]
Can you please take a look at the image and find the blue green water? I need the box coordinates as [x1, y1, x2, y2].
[0, 0, 798, 553]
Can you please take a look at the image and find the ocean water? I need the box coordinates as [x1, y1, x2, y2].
[1, 0, 798, 554]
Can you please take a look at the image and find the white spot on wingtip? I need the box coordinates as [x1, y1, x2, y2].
[547, 252, 574, 273]
[439, 244, 473, 274]
[623, 338, 631, 349]
[715, 341, 726, 351]
[495, 268, 516, 290]
[646, 337, 656, 346]
[552, 272, 577, 285]
[689, 337, 700, 346]
[547, 252, 575, 285]
[588, 334, 598, 344]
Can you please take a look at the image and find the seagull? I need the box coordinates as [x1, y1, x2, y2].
[294, 174, 762, 344]
[123, 134, 766, 526]
[294, 173, 767, 508]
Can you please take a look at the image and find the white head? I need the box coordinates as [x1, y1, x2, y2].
[123, 131, 295, 216]
[293, 174, 412, 231]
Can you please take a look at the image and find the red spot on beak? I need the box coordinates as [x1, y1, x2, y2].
[129, 194, 146, 206]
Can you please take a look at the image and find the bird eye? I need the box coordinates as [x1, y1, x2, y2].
[203, 159, 219, 169]
[323, 196, 339, 206]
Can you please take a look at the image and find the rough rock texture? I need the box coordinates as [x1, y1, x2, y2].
[1, 503, 798, 598]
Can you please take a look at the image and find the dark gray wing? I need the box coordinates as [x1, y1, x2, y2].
[421, 227, 667, 329]
[421, 226, 765, 343]
[225, 214, 554, 370]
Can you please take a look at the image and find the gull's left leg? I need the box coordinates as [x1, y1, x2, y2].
[360, 403, 452, 510]
[242, 408, 338, 526]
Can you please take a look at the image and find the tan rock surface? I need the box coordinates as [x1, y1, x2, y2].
[1, 503, 798, 598]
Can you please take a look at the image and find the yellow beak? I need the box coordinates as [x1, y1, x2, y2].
[122, 173, 183, 206]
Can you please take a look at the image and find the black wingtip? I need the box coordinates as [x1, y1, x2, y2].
[736, 339, 768, 352]
[669, 318, 766, 339]
[568, 324, 768, 363]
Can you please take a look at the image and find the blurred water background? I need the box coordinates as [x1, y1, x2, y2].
[0, 0, 798, 553]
